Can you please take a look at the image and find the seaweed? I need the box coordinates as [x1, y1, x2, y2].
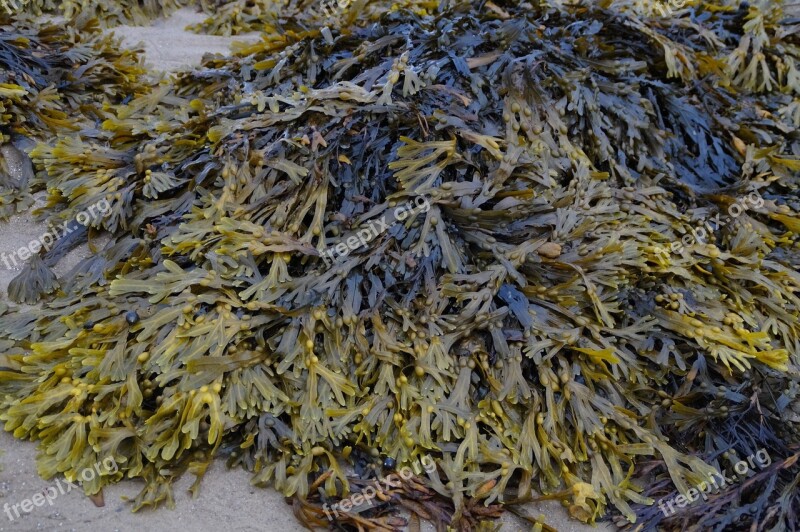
[0, 13, 146, 220]
[0, 1, 799, 531]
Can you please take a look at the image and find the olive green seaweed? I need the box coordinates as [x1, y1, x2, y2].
[1, 1, 800, 531]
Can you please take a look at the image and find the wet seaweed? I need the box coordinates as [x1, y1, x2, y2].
[0, 1, 799, 531]
[0, 13, 146, 220]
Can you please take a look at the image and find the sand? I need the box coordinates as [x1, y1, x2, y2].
[0, 9, 614, 532]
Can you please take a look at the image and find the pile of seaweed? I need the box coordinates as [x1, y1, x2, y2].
[0, 14, 145, 216]
[1, 0, 800, 530]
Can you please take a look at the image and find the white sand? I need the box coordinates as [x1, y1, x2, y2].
[0, 8, 613, 532]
